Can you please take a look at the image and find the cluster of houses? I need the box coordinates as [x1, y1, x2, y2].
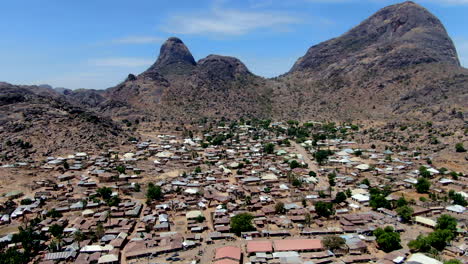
[0, 122, 466, 264]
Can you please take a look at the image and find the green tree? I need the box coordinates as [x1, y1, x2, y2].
[11, 226, 45, 261]
[396, 205, 413, 223]
[263, 143, 275, 154]
[370, 192, 390, 210]
[289, 160, 300, 169]
[314, 150, 332, 165]
[444, 260, 462, 264]
[46, 208, 62, 218]
[450, 192, 467, 206]
[292, 177, 302, 187]
[95, 223, 105, 239]
[396, 197, 408, 208]
[146, 183, 163, 201]
[49, 224, 64, 238]
[328, 172, 336, 187]
[0, 248, 26, 264]
[419, 166, 431, 178]
[334, 192, 347, 204]
[96, 187, 113, 200]
[304, 213, 312, 227]
[322, 235, 346, 251]
[408, 235, 432, 252]
[361, 178, 370, 186]
[315, 202, 334, 218]
[20, 198, 33, 205]
[427, 229, 453, 250]
[408, 214, 458, 253]
[415, 177, 431, 193]
[374, 226, 401, 252]
[345, 188, 352, 198]
[63, 161, 70, 170]
[449, 171, 459, 180]
[436, 214, 457, 235]
[116, 165, 126, 174]
[230, 213, 255, 236]
[275, 202, 286, 214]
[106, 195, 121, 207]
[195, 215, 206, 223]
[455, 142, 466, 152]
[73, 230, 86, 242]
[244, 196, 252, 205]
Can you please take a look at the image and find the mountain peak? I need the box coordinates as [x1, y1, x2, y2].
[197, 55, 251, 81]
[290, 0, 460, 73]
[142, 37, 196, 78]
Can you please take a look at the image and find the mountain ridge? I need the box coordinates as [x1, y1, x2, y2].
[3, 1, 467, 124]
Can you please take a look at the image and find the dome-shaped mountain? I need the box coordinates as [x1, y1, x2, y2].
[196, 55, 251, 82]
[142, 37, 196, 78]
[290, 1, 459, 74]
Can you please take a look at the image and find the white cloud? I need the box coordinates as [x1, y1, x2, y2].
[89, 57, 153, 67]
[112, 36, 163, 44]
[162, 7, 301, 36]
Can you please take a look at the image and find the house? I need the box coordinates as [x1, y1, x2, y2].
[214, 246, 242, 264]
[273, 239, 323, 252]
[246, 241, 273, 255]
[406, 253, 442, 264]
[44, 251, 77, 261]
[414, 216, 436, 229]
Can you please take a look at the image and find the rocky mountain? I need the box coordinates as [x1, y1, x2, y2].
[290, 1, 459, 74]
[0, 83, 127, 161]
[94, 1, 465, 123]
[6, 1, 466, 125]
[102, 37, 272, 122]
[272, 1, 467, 121]
[142, 37, 197, 78]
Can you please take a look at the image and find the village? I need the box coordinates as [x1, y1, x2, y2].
[0, 120, 466, 264]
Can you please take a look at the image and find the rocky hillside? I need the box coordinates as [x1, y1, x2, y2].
[273, 1, 467, 122]
[103, 37, 272, 122]
[0, 83, 128, 161]
[14, 1, 467, 124]
[95, 1, 466, 123]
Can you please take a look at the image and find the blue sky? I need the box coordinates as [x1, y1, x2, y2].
[1, 0, 467, 89]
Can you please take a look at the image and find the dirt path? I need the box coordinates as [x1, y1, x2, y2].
[291, 142, 328, 191]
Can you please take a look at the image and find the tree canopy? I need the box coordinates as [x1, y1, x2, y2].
[396, 205, 413, 223]
[415, 177, 431, 193]
[146, 183, 163, 201]
[373, 226, 401, 253]
[315, 202, 334, 218]
[322, 235, 345, 251]
[230, 213, 255, 236]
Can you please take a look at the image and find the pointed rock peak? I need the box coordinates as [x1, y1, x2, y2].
[142, 37, 196, 77]
[197, 55, 251, 79]
[156, 37, 196, 68]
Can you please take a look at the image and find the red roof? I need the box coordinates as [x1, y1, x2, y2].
[246, 241, 273, 253]
[213, 259, 239, 264]
[273, 239, 323, 251]
[214, 246, 241, 261]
